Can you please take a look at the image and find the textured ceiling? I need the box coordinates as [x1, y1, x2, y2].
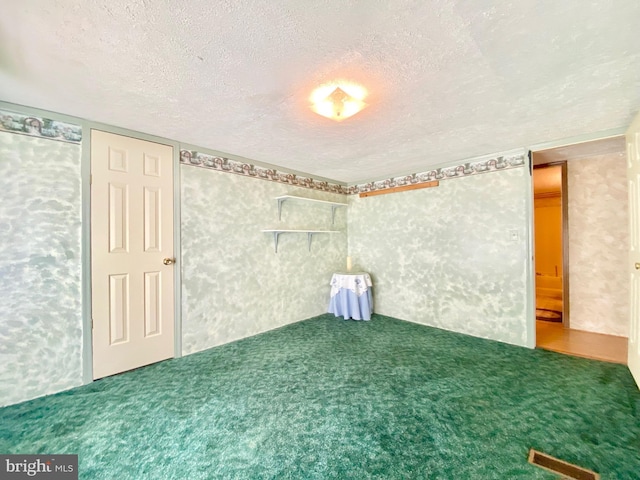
[1, 1, 639, 183]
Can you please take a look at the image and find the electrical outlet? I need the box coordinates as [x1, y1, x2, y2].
[509, 230, 519, 242]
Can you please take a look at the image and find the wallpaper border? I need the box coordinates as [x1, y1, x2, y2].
[0, 109, 82, 144]
[181, 150, 527, 195]
[180, 150, 349, 194]
[348, 153, 527, 194]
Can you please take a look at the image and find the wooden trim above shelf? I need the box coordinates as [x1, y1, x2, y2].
[359, 181, 439, 198]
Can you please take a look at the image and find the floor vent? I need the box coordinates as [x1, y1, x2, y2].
[528, 449, 600, 480]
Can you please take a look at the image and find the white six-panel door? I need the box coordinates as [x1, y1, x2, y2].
[626, 114, 640, 388]
[91, 130, 175, 379]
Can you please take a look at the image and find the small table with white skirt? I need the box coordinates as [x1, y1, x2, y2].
[328, 272, 373, 321]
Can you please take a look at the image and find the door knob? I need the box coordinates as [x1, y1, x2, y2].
[163, 258, 175, 265]
[635, 262, 640, 270]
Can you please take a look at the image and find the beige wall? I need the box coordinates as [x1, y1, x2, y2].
[568, 152, 628, 337]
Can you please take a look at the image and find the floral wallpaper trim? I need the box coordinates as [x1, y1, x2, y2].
[181, 150, 527, 194]
[0, 109, 82, 144]
[180, 150, 349, 194]
[348, 153, 527, 194]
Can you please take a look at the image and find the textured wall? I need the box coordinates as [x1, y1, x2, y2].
[0, 132, 83, 407]
[181, 165, 348, 354]
[568, 153, 628, 336]
[348, 167, 531, 347]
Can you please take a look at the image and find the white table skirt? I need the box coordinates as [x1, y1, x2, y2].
[328, 272, 373, 321]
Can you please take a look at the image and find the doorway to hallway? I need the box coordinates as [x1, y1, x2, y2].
[531, 137, 629, 363]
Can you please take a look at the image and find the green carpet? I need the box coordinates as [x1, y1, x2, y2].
[1, 314, 639, 479]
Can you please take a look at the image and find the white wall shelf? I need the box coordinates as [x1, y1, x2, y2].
[276, 195, 347, 225]
[262, 229, 339, 253]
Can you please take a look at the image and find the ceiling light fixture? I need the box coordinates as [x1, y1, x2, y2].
[310, 83, 368, 121]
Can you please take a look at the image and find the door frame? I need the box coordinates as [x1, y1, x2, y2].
[626, 113, 640, 386]
[81, 123, 182, 384]
[526, 129, 626, 347]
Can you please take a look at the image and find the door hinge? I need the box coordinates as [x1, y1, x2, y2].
[90, 174, 93, 185]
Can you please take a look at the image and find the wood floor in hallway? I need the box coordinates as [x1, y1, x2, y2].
[536, 320, 628, 364]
